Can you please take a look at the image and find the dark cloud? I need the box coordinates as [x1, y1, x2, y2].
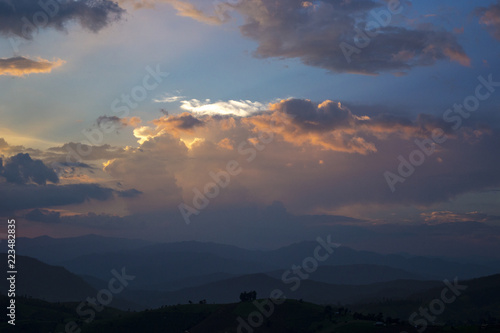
[248, 98, 453, 155]
[1, 153, 58, 185]
[165, 112, 204, 130]
[94, 115, 141, 134]
[0, 0, 124, 39]
[231, 0, 469, 74]
[0, 183, 114, 212]
[276, 98, 357, 132]
[25, 208, 61, 223]
[117, 188, 143, 198]
[56, 161, 93, 168]
[96, 115, 122, 128]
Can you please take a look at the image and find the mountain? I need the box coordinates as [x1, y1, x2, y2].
[262, 242, 497, 279]
[62, 251, 273, 292]
[8, 235, 499, 298]
[265, 264, 423, 285]
[0, 295, 125, 333]
[0, 254, 97, 302]
[53, 237, 497, 294]
[0, 254, 138, 310]
[6, 234, 152, 264]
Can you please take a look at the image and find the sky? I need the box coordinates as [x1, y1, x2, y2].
[1, 0, 500, 257]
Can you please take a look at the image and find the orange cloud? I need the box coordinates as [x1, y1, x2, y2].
[116, 0, 230, 24]
[421, 211, 490, 224]
[0, 57, 65, 77]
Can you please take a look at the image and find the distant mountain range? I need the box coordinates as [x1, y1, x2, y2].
[9, 235, 499, 284]
[2, 235, 500, 311]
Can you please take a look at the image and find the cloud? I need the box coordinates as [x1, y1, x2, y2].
[155, 112, 204, 131]
[0, 57, 65, 77]
[95, 115, 141, 132]
[48, 143, 126, 161]
[133, 112, 205, 143]
[25, 208, 61, 223]
[476, 0, 500, 40]
[5, 98, 500, 219]
[180, 99, 267, 117]
[1, 153, 58, 185]
[235, 0, 470, 74]
[156, 0, 468, 74]
[0, 0, 124, 39]
[117, 188, 143, 197]
[0, 183, 115, 213]
[153, 93, 186, 103]
[242, 98, 455, 154]
[116, 0, 230, 24]
[421, 211, 500, 224]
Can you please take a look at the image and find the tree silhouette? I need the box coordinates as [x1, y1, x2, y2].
[239, 291, 257, 302]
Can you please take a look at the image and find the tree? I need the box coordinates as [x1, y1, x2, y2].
[239, 291, 257, 302]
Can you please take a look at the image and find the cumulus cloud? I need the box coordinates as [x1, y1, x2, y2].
[476, 0, 500, 40]
[1, 153, 58, 185]
[232, 0, 470, 74]
[0, 57, 65, 77]
[133, 112, 205, 144]
[5, 98, 500, 218]
[87, 99, 499, 216]
[146, 0, 468, 74]
[241, 98, 455, 154]
[0, 0, 124, 39]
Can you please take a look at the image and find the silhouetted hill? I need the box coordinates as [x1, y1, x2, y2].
[353, 274, 500, 326]
[0, 254, 138, 310]
[0, 295, 125, 333]
[265, 264, 423, 285]
[0, 254, 97, 302]
[152, 273, 442, 307]
[53, 237, 498, 295]
[7, 234, 152, 264]
[63, 251, 272, 292]
[263, 242, 497, 279]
